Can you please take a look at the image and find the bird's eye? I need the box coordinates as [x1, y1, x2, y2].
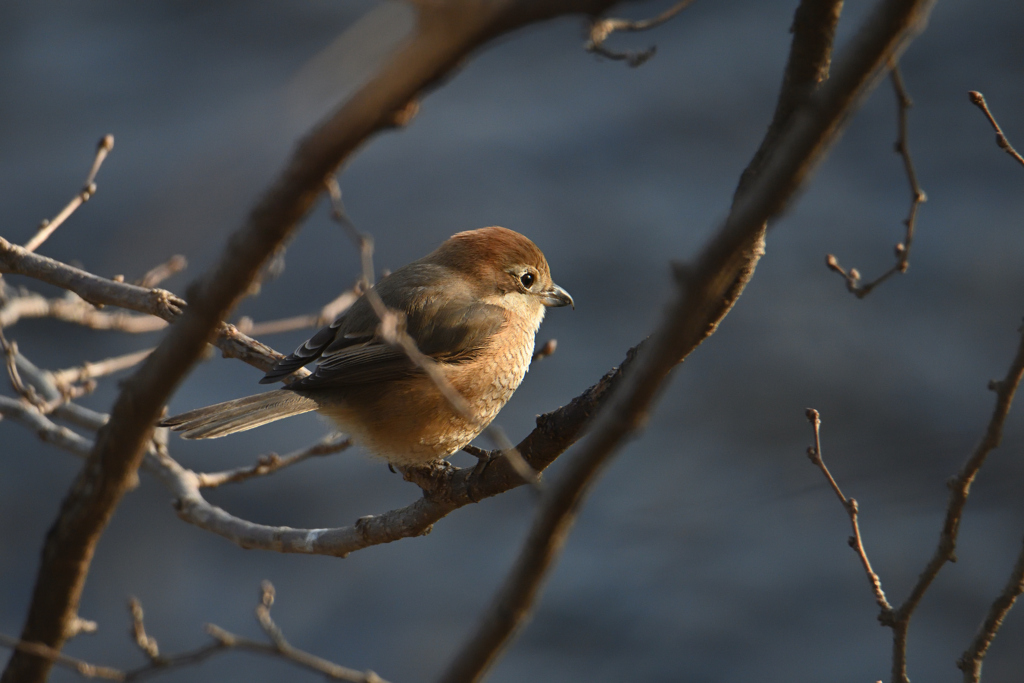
[519, 272, 535, 289]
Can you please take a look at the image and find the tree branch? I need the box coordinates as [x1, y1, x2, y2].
[826, 63, 926, 296]
[438, 0, 938, 680]
[957, 536, 1024, 683]
[0, 4, 646, 680]
[968, 91, 1024, 169]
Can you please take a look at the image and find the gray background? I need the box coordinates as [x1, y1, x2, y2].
[3, 0, 1024, 681]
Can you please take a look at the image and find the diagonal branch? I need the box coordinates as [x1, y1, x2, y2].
[0, 4, 647, 681]
[957, 536, 1024, 683]
[23, 136, 115, 254]
[439, 0, 938, 680]
[968, 91, 1024, 169]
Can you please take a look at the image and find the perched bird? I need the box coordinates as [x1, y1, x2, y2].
[160, 226, 573, 466]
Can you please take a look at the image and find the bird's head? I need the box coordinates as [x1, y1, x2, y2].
[430, 227, 573, 321]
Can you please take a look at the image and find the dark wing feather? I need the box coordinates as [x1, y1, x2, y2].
[264, 263, 508, 391]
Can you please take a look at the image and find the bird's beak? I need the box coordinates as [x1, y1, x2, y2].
[542, 283, 574, 309]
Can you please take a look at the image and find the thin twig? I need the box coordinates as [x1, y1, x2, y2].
[129, 599, 161, 662]
[827, 64, 926, 297]
[0, 588, 388, 683]
[0, 240, 304, 376]
[585, 0, 697, 67]
[236, 287, 360, 336]
[202, 583, 387, 683]
[136, 255, 187, 289]
[968, 91, 1024, 168]
[805, 409, 892, 612]
[195, 434, 352, 488]
[0, 291, 169, 333]
[24, 136, 115, 253]
[51, 349, 155, 390]
[957, 536, 1024, 682]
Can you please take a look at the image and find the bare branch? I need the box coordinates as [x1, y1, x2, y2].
[0, 238, 185, 320]
[0, 634, 123, 681]
[884, 325, 1024, 682]
[128, 599, 160, 663]
[0, 396, 93, 458]
[439, 0, 938, 680]
[51, 349, 155, 391]
[23, 136, 115, 253]
[194, 433, 352, 488]
[136, 255, 187, 289]
[0, 291, 168, 333]
[0, 244, 298, 376]
[585, 0, 697, 67]
[236, 286, 360, 337]
[957, 536, 1024, 682]
[0, 587, 388, 683]
[827, 64, 926, 297]
[804, 408, 892, 612]
[968, 91, 1024, 168]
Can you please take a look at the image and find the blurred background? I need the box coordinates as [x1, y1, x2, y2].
[3, 0, 1024, 681]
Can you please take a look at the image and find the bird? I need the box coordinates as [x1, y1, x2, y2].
[160, 226, 573, 466]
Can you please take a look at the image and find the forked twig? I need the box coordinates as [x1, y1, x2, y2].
[0, 587, 388, 683]
[827, 64, 925, 297]
[586, 0, 697, 67]
[24, 136, 115, 253]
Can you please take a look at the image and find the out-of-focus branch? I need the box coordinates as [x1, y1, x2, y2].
[23, 136, 115, 254]
[804, 409, 891, 611]
[438, 0, 937, 680]
[968, 91, 1024, 168]
[0, 396, 93, 458]
[0, 635, 122, 681]
[585, 0, 697, 67]
[0, 291, 169, 333]
[51, 350, 156, 391]
[531, 339, 557, 363]
[957, 536, 1024, 683]
[826, 64, 926, 297]
[236, 286, 360, 337]
[136, 255, 187, 289]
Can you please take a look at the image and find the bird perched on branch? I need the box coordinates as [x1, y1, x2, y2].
[161, 226, 573, 466]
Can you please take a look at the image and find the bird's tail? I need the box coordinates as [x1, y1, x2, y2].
[160, 390, 318, 440]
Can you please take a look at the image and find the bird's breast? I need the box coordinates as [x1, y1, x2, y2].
[317, 315, 537, 466]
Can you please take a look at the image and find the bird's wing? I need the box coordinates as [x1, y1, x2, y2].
[261, 264, 508, 390]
